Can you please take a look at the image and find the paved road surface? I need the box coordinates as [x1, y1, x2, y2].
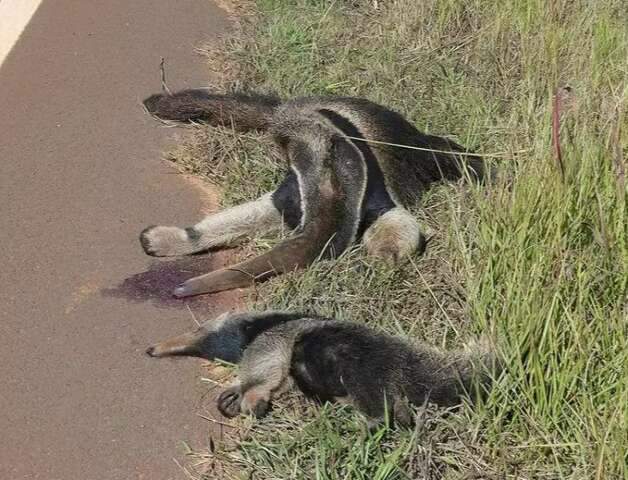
[0, 1, 235, 478]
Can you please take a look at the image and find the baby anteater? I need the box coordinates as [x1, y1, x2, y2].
[146, 311, 497, 425]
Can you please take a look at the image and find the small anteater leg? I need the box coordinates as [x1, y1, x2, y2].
[217, 384, 243, 418]
[239, 386, 272, 418]
[392, 397, 415, 427]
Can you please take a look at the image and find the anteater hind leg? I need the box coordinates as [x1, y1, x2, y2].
[140, 192, 283, 257]
[362, 207, 424, 262]
[172, 231, 321, 297]
[218, 347, 295, 419]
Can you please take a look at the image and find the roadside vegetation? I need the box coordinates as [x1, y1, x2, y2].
[168, 0, 627, 478]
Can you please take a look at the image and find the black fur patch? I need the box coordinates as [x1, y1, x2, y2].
[290, 320, 482, 418]
[291, 322, 406, 418]
[317, 109, 396, 234]
[271, 171, 303, 230]
[291, 331, 347, 403]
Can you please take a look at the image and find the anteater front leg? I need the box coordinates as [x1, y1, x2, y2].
[140, 192, 283, 257]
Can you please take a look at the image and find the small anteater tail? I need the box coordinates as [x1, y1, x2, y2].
[398, 334, 501, 410]
[439, 335, 501, 404]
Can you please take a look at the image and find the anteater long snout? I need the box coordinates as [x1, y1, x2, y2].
[145, 329, 207, 358]
[143, 89, 280, 131]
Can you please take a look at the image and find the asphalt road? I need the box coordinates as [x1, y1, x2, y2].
[0, 1, 235, 478]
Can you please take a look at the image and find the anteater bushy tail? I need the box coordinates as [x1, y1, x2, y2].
[413, 132, 488, 185]
[142, 89, 281, 131]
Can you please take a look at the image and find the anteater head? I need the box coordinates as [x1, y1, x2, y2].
[145, 312, 245, 363]
[145, 310, 311, 364]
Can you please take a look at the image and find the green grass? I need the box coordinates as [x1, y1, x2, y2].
[170, 0, 627, 478]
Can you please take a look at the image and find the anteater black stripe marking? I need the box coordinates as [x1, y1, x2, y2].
[317, 109, 395, 233]
[271, 170, 303, 230]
